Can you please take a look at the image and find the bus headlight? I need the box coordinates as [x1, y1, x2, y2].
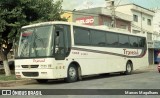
[15, 65, 21, 68]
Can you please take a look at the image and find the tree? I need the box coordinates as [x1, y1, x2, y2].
[0, 0, 66, 76]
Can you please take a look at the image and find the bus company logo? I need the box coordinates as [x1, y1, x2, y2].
[123, 49, 139, 56]
[33, 59, 45, 63]
[2, 90, 11, 95]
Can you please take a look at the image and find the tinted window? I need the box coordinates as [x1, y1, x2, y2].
[129, 36, 138, 47]
[138, 37, 146, 47]
[106, 33, 118, 47]
[74, 27, 90, 45]
[64, 25, 71, 56]
[91, 30, 106, 46]
[119, 34, 129, 47]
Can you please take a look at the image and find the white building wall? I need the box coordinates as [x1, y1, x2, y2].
[153, 10, 160, 40]
[116, 5, 133, 15]
[116, 4, 154, 35]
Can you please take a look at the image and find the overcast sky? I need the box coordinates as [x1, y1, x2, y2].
[61, 0, 105, 10]
[60, 0, 160, 10]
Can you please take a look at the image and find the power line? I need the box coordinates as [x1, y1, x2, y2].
[114, 0, 122, 9]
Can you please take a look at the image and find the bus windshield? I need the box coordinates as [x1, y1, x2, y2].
[17, 25, 53, 58]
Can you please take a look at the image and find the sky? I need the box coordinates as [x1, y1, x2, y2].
[60, 0, 160, 10]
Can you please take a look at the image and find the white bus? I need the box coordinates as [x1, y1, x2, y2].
[15, 21, 148, 83]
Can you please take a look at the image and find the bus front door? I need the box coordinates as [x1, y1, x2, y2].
[54, 28, 66, 60]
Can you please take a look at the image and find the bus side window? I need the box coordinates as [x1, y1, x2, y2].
[55, 30, 64, 54]
[64, 25, 71, 57]
[55, 31, 60, 47]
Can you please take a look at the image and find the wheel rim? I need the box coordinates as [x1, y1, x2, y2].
[127, 63, 132, 73]
[69, 67, 76, 79]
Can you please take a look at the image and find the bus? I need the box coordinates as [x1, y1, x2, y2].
[15, 21, 148, 83]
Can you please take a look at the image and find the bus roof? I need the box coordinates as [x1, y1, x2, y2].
[22, 21, 146, 37]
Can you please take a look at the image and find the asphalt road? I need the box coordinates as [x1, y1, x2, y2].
[1, 65, 160, 98]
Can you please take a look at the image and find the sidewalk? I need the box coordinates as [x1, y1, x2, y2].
[143, 64, 157, 71]
[0, 78, 36, 87]
[134, 64, 158, 73]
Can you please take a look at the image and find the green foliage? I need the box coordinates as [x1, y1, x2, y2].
[0, 0, 66, 76]
[0, 0, 65, 54]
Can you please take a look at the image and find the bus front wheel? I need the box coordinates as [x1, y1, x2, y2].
[124, 62, 133, 75]
[65, 64, 78, 83]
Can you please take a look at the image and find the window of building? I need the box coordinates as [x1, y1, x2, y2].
[133, 14, 138, 22]
[147, 32, 152, 41]
[74, 27, 90, 45]
[91, 30, 106, 46]
[147, 19, 152, 25]
[120, 25, 128, 30]
[119, 34, 129, 47]
[132, 30, 140, 34]
[106, 32, 118, 47]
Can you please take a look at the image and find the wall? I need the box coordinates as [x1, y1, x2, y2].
[99, 15, 131, 32]
[132, 10, 153, 33]
[116, 4, 154, 34]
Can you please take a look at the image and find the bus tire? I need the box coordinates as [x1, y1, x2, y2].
[124, 62, 133, 75]
[36, 79, 48, 83]
[65, 64, 78, 83]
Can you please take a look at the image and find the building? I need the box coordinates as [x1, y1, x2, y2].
[153, 9, 160, 39]
[116, 3, 155, 65]
[62, 7, 132, 32]
[153, 9, 160, 64]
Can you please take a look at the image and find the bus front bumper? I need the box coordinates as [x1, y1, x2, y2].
[15, 69, 66, 79]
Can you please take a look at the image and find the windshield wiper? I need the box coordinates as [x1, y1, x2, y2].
[20, 42, 29, 57]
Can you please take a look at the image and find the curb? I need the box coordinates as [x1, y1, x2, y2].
[0, 79, 35, 87]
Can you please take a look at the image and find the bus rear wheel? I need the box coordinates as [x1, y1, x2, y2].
[124, 62, 133, 75]
[36, 79, 48, 83]
[65, 64, 78, 83]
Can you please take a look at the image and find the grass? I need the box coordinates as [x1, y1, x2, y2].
[0, 69, 19, 81]
[0, 74, 19, 81]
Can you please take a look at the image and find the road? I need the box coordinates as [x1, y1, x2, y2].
[1, 65, 160, 98]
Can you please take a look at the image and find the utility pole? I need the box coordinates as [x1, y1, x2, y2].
[105, 0, 115, 27]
